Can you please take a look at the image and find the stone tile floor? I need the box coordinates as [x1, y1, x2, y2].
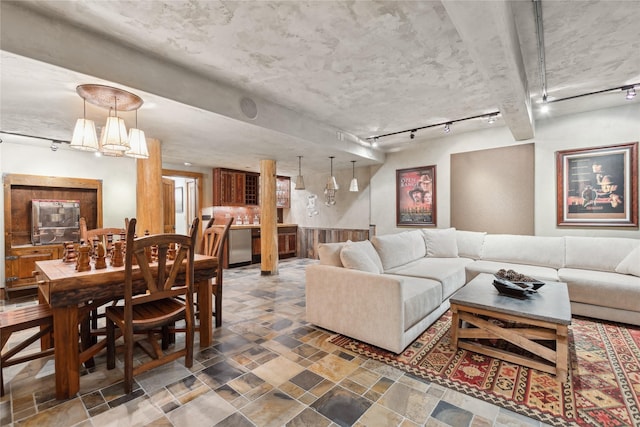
[0, 258, 550, 426]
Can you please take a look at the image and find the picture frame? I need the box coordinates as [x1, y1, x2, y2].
[396, 165, 436, 227]
[556, 142, 638, 227]
[175, 187, 184, 213]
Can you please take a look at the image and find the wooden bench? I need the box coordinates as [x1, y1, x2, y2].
[0, 304, 54, 396]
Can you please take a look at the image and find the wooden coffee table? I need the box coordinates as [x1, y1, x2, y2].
[450, 273, 571, 382]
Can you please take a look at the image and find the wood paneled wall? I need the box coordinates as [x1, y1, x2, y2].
[298, 227, 371, 259]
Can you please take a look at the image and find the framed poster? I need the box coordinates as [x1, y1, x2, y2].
[556, 142, 638, 227]
[396, 165, 436, 226]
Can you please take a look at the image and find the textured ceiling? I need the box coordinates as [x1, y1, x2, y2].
[1, 1, 638, 176]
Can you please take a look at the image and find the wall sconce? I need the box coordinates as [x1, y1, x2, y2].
[349, 160, 359, 192]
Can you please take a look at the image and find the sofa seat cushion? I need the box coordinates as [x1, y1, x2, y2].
[372, 230, 426, 270]
[481, 235, 565, 269]
[558, 268, 640, 313]
[385, 274, 442, 332]
[466, 260, 560, 283]
[387, 258, 472, 299]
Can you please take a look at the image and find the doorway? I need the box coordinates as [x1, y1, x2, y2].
[162, 169, 204, 236]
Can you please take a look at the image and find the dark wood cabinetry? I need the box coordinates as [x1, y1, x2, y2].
[213, 168, 291, 208]
[3, 174, 103, 299]
[5, 245, 62, 293]
[213, 168, 260, 206]
[250, 225, 297, 262]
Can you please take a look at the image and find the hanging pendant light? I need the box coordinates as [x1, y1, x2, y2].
[125, 109, 149, 159]
[70, 99, 99, 152]
[326, 156, 338, 190]
[349, 160, 359, 192]
[295, 155, 306, 190]
[325, 156, 338, 206]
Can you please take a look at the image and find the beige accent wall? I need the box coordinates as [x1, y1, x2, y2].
[451, 144, 534, 234]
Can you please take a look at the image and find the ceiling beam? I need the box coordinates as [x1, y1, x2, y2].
[443, 0, 534, 141]
[0, 1, 384, 164]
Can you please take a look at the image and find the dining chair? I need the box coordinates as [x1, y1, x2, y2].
[0, 304, 54, 396]
[105, 217, 199, 393]
[78, 217, 127, 361]
[202, 217, 233, 327]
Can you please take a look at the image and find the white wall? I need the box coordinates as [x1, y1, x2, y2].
[288, 166, 371, 230]
[371, 103, 640, 238]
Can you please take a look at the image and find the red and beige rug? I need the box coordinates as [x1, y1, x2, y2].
[329, 312, 640, 426]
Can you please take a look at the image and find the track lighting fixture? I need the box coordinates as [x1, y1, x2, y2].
[366, 111, 499, 144]
[443, 123, 451, 133]
[624, 86, 636, 100]
[487, 114, 497, 124]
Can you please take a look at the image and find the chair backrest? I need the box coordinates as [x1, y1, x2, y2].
[202, 217, 233, 260]
[123, 217, 199, 312]
[79, 217, 126, 250]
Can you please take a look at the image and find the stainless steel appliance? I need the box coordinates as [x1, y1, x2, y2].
[229, 228, 252, 265]
[31, 199, 81, 245]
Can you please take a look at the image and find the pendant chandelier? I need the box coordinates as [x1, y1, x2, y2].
[324, 156, 338, 206]
[70, 84, 148, 159]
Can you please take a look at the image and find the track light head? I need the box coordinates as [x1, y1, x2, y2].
[410, 130, 416, 139]
[443, 123, 451, 133]
[624, 86, 636, 100]
[487, 114, 497, 124]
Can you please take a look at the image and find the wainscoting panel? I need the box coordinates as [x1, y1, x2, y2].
[298, 227, 371, 259]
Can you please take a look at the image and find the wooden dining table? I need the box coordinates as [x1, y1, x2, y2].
[35, 254, 217, 399]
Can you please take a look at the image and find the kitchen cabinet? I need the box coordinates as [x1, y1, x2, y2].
[5, 245, 62, 295]
[250, 225, 297, 263]
[276, 176, 291, 208]
[213, 168, 260, 206]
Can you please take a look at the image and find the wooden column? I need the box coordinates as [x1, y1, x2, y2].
[260, 159, 278, 275]
[136, 138, 163, 235]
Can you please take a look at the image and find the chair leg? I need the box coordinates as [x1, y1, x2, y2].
[106, 318, 116, 370]
[214, 287, 222, 328]
[124, 328, 133, 394]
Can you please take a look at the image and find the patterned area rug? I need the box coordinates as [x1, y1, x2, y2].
[329, 312, 640, 426]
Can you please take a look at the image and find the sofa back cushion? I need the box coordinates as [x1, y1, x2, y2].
[481, 234, 565, 268]
[371, 230, 426, 270]
[422, 228, 459, 258]
[615, 245, 640, 277]
[318, 242, 346, 267]
[455, 230, 486, 259]
[565, 236, 639, 272]
[340, 240, 384, 274]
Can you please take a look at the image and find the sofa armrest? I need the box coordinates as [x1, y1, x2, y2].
[305, 264, 405, 352]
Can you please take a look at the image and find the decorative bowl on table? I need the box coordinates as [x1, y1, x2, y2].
[494, 269, 545, 290]
[492, 277, 536, 298]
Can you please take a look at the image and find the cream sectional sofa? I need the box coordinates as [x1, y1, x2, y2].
[305, 228, 640, 354]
